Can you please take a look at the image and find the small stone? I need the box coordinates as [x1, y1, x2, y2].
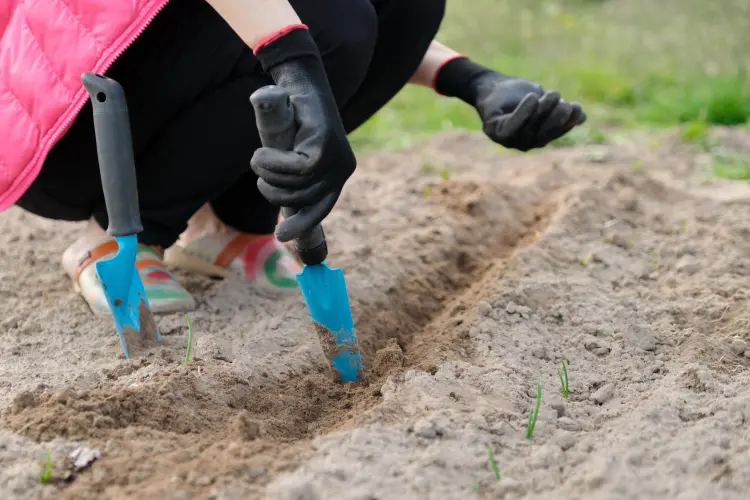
[587, 148, 611, 164]
[605, 233, 630, 249]
[413, 418, 437, 439]
[1, 315, 19, 329]
[92, 465, 107, 484]
[268, 476, 321, 500]
[230, 413, 262, 441]
[730, 338, 747, 356]
[557, 417, 583, 431]
[551, 431, 576, 451]
[52, 387, 75, 405]
[550, 403, 566, 418]
[617, 187, 638, 211]
[625, 325, 657, 352]
[477, 301, 492, 316]
[93, 416, 115, 428]
[10, 390, 36, 414]
[247, 467, 266, 481]
[591, 384, 615, 405]
[530, 345, 548, 360]
[675, 255, 700, 275]
[516, 305, 532, 318]
[490, 476, 523, 496]
[194, 335, 234, 362]
[505, 302, 518, 314]
[69, 446, 101, 472]
[196, 476, 213, 487]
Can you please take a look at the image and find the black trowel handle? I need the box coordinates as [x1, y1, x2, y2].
[250, 85, 328, 265]
[81, 72, 142, 237]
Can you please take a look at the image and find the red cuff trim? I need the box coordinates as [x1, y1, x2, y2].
[433, 54, 468, 94]
[253, 24, 309, 55]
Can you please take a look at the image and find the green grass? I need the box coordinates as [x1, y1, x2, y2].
[712, 153, 750, 180]
[527, 382, 542, 440]
[488, 447, 501, 480]
[184, 314, 194, 365]
[349, 0, 750, 151]
[558, 360, 569, 399]
[39, 450, 52, 485]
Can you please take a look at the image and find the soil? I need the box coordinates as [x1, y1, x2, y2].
[2, 128, 750, 499]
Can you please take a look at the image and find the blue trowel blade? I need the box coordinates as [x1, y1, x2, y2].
[296, 262, 364, 382]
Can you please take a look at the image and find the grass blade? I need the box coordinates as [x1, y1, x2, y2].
[183, 314, 194, 365]
[488, 446, 500, 481]
[558, 359, 569, 399]
[526, 382, 542, 440]
[39, 450, 51, 484]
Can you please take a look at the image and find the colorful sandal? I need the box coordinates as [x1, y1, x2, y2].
[65, 238, 197, 316]
[163, 232, 302, 295]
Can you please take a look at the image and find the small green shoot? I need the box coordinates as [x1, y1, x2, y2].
[558, 360, 569, 399]
[527, 383, 542, 440]
[579, 255, 592, 266]
[630, 160, 644, 172]
[488, 446, 501, 481]
[183, 314, 194, 365]
[420, 162, 436, 174]
[39, 450, 52, 485]
[712, 153, 750, 180]
[646, 137, 663, 150]
[679, 120, 710, 145]
[422, 185, 431, 197]
[473, 479, 480, 492]
[439, 166, 450, 181]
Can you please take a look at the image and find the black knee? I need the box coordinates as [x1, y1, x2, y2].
[292, 0, 378, 106]
[396, 0, 446, 44]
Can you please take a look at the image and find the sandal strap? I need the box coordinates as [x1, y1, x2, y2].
[73, 240, 168, 283]
[73, 239, 119, 283]
[214, 233, 261, 268]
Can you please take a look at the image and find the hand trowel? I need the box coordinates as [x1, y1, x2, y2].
[250, 85, 364, 383]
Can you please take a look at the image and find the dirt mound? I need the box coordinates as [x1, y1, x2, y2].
[2, 129, 750, 499]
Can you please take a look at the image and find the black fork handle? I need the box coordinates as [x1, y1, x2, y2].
[81, 72, 142, 237]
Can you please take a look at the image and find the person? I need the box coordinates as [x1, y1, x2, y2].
[0, 0, 585, 317]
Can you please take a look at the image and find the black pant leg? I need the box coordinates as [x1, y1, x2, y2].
[340, 0, 447, 133]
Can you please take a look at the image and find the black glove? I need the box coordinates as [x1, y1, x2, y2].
[251, 26, 355, 242]
[435, 57, 586, 151]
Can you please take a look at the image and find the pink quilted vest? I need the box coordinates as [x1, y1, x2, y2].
[0, 0, 169, 212]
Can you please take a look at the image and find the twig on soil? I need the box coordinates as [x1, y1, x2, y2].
[558, 360, 569, 399]
[39, 450, 52, 484]
[488, 446, 501, 480]
[183, 314, 194, 365]
[527, 383, 542, 440]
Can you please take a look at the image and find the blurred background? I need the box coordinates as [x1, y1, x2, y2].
[349, 0, 750, 176]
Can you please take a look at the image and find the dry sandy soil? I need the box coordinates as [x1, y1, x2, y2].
[1, 128, 750, 499]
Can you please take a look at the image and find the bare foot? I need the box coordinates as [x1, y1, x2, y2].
[178, 204, 239, 247]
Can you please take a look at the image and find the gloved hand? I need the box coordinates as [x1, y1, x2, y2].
[251, 26, 355, 242]
[435, 57, 586, 151]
